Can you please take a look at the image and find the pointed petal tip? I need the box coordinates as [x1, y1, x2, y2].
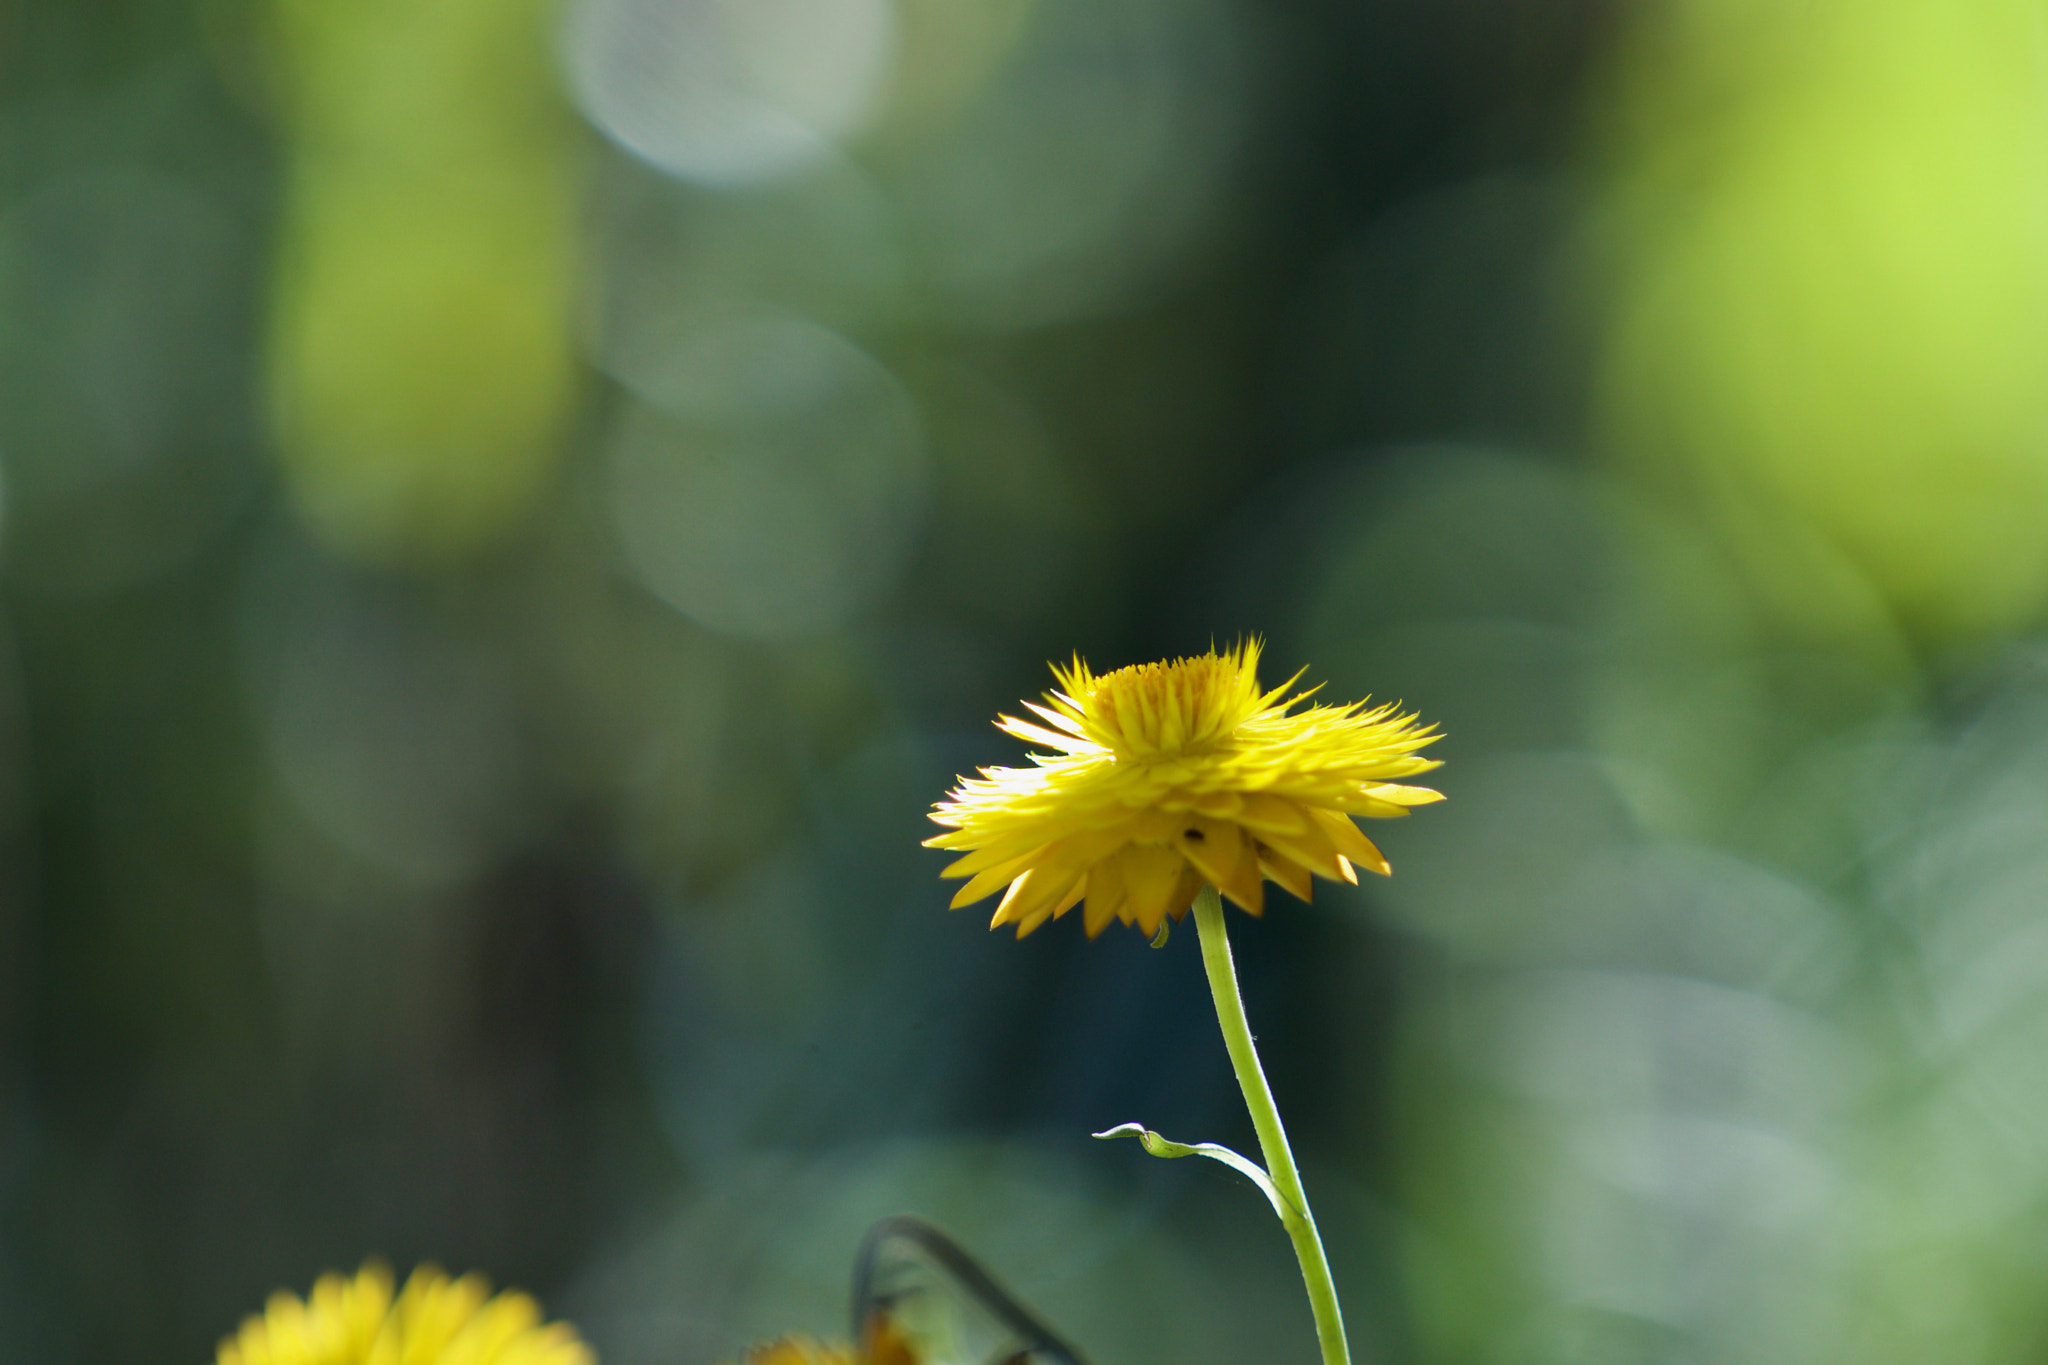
[1364, 782, 1445, 807]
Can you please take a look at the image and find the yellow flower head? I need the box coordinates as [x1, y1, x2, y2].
[728, 1323, 919, 1365]
[216, 1262, 594, 1365]
[732, 1337, 861, 1365]
[927, 641, 1443, 939]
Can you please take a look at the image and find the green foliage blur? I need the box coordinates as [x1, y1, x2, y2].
[7, 0, 2048, 1362]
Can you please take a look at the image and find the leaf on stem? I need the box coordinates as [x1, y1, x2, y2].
[1090, 1123, 1300, 1223]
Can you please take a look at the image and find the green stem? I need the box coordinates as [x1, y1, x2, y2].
[1192, 884, 1350, 1365]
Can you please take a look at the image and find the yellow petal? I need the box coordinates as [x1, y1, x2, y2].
[1188, 789, 1243, 819]
[993, 874, 1067, 932]
[1364, 782, 1443, 805]
[1223, 868, 1265, 917]
[1082, 892, 1120, 938]
[1305, 806, 1390, 876]
[1256, 843, 1314, 903]
[936, 837, 1049, 878]
[1126, 807, 1181, 842]
[1048, 874, 1087, 920]
[979, 830, 1123, 921]
[1256, 817, 1346, 885]
[1000, 836, 1124, 931]
[1173, 817, 1263, 916]
[1119, 843, 1188, 939]
[1330, 793, 1415, 819]
[988, 869, 1039, 928]
[1082, 857, 1127, 937]
[1234, 792, 1311, 835]
[1172, 815, 1240, 888]
[1012, 901, 1062, 938]
[948, 849, 1040, 907]
[1164, 863, 1203, 923]
[996, 716, 1088, 751]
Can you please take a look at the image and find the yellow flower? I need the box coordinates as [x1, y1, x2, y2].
[216, 1262, 594, 1365]
[729, 1320, 917, 1365]
[927, 640, 1443, 939]
[732, 1338, 859, 1365]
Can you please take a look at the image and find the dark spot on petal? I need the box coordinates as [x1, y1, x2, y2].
[1183, 828, 1204, 841]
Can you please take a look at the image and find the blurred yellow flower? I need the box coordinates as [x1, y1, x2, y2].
[731, 1325, 917, 1365]
[734, 1338, 859, 1365]
[216, 1262, 593, 1365]
[927, 641, 1443, 938]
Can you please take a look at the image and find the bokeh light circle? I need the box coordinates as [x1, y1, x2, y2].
[584, 156, 909, 397]
[876, 0, 1242, 328]
[606, 314, 925, 640]
[563, 0, 897, 186]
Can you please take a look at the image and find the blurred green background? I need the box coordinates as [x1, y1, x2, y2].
[8, 0, 2048, 1361]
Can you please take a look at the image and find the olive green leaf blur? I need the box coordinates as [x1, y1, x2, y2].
[6, 0, 2048, 1363]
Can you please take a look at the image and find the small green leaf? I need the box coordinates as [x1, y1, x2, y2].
[1091, 1123, 1297, 1223]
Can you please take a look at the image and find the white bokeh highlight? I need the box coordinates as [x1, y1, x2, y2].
[563, 0, 897, 186]
[606, 313, 925, 639]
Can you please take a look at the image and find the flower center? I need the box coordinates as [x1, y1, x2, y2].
[1083, 653, 1261, 759]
